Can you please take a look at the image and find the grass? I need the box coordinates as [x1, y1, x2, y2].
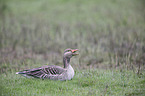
[0, 69, 145, 96]
[0, 0, 145, 95]
[0, 0, 145, 71]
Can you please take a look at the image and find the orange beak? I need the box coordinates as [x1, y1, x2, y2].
[71, 49, 79, 56]
[71, 49, 78, 53]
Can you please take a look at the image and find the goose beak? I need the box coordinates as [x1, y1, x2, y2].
[71, 49, 79, 56]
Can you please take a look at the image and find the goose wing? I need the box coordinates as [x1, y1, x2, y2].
[17, 65, 65, 79]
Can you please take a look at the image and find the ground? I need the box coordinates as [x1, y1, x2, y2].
[0, 0, 145, 95]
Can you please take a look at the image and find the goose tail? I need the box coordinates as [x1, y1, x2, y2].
[16, 71, 26, 74]
[16, 72, 19, 74]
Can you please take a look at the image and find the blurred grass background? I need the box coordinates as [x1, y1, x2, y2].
[0, 0, 145, 72]
[0, 0, 145, 95]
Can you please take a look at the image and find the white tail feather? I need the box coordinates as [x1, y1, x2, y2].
[16, 72, 19, 74]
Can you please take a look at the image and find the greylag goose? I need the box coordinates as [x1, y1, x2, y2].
[16, 48, 78, 81]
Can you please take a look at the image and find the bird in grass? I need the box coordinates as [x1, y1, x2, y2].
[16, 48, 79, 81]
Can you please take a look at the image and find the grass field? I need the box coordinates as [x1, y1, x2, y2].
[0, 0, 145, 95]
[0, 70, 145, 96]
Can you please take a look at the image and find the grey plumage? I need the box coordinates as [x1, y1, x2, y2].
[16, 48, 78, 80]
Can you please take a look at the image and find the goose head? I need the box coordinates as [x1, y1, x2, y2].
[63, 48, 79, 58]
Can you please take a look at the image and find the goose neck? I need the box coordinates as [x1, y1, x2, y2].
[63, 57, 70, 68]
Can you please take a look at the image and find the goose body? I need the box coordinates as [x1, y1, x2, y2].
[16, 48, 78, 81]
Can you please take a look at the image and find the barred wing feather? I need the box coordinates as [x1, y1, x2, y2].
[18, 65, 65, 79]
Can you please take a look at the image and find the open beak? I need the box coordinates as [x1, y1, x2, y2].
[71, 49, 79, 56]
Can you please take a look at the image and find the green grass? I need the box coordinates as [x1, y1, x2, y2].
[0, 0, 145, 95]
[0, 0, 145, 71]
[0, 70, 145, 96]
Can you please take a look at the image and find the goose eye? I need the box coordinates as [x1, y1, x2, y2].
[64, 50, 71, 53]
[66, 50, 71, 53]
